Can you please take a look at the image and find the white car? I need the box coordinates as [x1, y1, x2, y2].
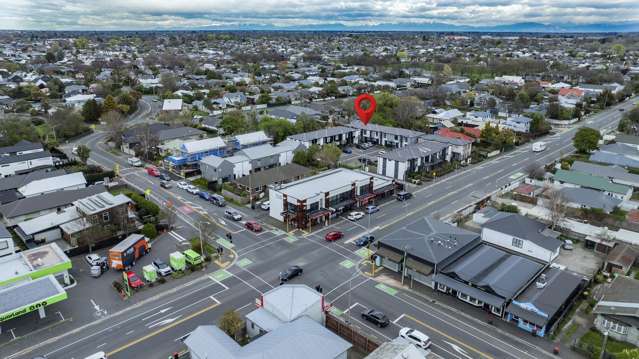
[347, 211, 365, 221]
[127, 157, 142, 167]
[399, 327, 431, 350]
[260, 201, 270, 210]
[186, 185, 199, 194]
[378, 150, 386, 155]
[85, 253, 104, 267]
[177, 181, 189, 190]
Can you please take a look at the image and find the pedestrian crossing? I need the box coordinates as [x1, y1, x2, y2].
[168, 231, 188, 242]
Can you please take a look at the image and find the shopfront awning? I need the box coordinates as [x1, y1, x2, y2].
[406, 257, 433, 275]
[376, 246, 403, 263]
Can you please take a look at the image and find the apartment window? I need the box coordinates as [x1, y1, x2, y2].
[492, 306, 503, 316]
[512, 237, 524, 249]
[437, 283, 448, 292]
[102, 212, 110, 222]
[603, 318, 628, 335]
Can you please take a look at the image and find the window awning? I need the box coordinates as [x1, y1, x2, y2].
[376, 246, 403, 262]
[406, 257, 433, 275]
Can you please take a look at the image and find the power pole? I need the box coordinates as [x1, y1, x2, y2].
[599, 331, 608, 359]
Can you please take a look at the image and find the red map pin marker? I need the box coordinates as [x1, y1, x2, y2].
[354, 93, 376, 126]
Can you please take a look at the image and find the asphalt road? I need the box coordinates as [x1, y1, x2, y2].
[3, 97, 636, 359]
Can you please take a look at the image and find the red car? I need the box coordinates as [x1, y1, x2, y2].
[245, 220, 262, 232]
[325, 231, 344, 242]
[126, 271, 145, 289]
[146, 166, 160, 177]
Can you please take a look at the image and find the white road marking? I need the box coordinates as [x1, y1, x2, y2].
[392, 313, 406, 324]
[142, 307, 173, 321]
[443, 340, 473, 359]
[147, 315, 182, 329]
[168, 231, 187, 242]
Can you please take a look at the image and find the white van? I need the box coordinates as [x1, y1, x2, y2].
[532, 141, 547, 152]
[85, 352, 107, 359]
[399, 327, 432, 350]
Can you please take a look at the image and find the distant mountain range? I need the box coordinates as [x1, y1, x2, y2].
[194, 21, 639, 33]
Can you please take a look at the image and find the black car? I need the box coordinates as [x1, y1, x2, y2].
[279, 265, 303, 282]
[361, 309, 390, 327]
[355, 235, 375, 247]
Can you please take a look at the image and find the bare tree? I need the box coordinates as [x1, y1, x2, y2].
[102, 110, 125, 147]
[135, 124, 159, 160]
[545, 186, 567, 230]
[525, 162, 545, 180]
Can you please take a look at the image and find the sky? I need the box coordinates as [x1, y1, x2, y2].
[1, 0, 639, 30]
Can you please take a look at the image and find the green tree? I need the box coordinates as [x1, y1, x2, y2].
[103, 95, 118, 113]
[141, 223, 158, 239]
[611, 44, 625, 58]
[257, 93, 271, 105]
[528, 113, 550, 135]
[45, 52, 56, 63]
[573, 127, 601, 154]
[218, 310, 244, 341]
[82, 99, 102, 123]
[0, 119, 39, 146]
[220, 110, 253, 135]
[50, 108, 89, 140]
[294, 114, 322, 133]
[74, 37, 89, 50]
[76, 144, 91, 164]
[315, 143, 342, 168]
[258, 116, 295, 143]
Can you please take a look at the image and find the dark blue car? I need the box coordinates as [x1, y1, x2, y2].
[198, 191, 212, 201]
[355, 235, 375, 247]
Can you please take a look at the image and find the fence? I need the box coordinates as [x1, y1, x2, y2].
[325, 313, 381, 354]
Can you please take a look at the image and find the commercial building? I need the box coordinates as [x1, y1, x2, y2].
[268, 168, 396, 230]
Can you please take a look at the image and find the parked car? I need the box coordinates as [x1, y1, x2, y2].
[160, 180, 172, 189]
[245, 220, 262, 232]
[152, 259, 173, 277]
[186, 185, 199, 195]
[396, 191, 412, 201]
[325, 231, 344, 242]
[224, 209, 242, 221]
[357, 142, 373, 150]
[260, 201, 270, 210]
[562, 240, 574, 250]
[210, 194, 226, 207]
[399, 327, 432, 349]
[279, 265, 303, 282]
[365, 205, 379, 214]
[127, 157, 142, 167]
[355, 235, 375, 247]
[85, 253, 105, 267]
[177, 181, 189, 190]
[126, 271, 145, 289]
[361, 309, 390, 327]
[347, 211, 365, 221]
[342, 147, 352, 154]
[198, 191, 211, 200]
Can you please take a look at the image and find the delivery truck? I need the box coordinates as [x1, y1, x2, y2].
[108, 234, 151, 270]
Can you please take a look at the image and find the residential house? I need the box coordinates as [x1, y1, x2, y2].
[593, 276, 639, 347]
[64, 94, 96, 107]
[233, 164, 312, 199]
[425, 131, 473, 164]
[460, 111, 497, 128]
[0, 225, 14, 257]
[366, 337, 426, 359]
[223, 92, 247, 107]
[558, 88, 585, 108]
[501, 115, 532, 133]
[571, 161, 639, 189]
[348, 121, 424, 148]
[481, 213, 562, 263]
[553, 169, 633, 201]
[0, 141, 54, 178]
[287, 126, 357, 148]
[591, 143, 639, 169]
[268, 105, 322, 123]
[230, 131, 272, 150]
[427, 109, 464, 123]
[377, 141, 449, 181]
[165, 137, 227, 167]
[162, 99, 183, 111]
[14, 206, 81, 247]
[0, 140, 45, 156]
[121, 124, 204, 155]
[603, 244, 638, 275]
[17, 172, 86, 198]
[0, 169, 66, 204]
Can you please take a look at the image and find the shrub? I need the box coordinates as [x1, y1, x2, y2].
[130, 193, 160, 216]
[141, 223, 158, 239]
[500, 203, 520, 213]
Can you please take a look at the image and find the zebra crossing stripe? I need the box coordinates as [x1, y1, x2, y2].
[169, 231, 187, 242]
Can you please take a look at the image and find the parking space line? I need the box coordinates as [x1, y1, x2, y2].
[342, 302, 364, 314]
[392, 313, 405, 324]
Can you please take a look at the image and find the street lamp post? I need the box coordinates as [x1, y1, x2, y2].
[599, 331, 608, 359]
[401, 245, 411, 286]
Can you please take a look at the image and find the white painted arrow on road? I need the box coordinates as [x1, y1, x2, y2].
[148, 315, 182, 329]
[142, 307, 174, 321]
[443, 340, 473, 359]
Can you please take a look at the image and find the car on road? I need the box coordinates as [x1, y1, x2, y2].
[279, 265, 303, 282]
[152, 259, 173, 277]
[127, 157, 142, 167]
[347, 211, 365, 221]
[245, 220, 262, 232]
[198, 191, 211, 200]
[378, 150, 386, 155]
[177, 181, 189, 190]
[126, 271, 145, 289]
[325, 231, 344, 241]
[210, 194, 226, 207]
[342, 147, 352, 154]
[365, 205, 379, 214]
[396, 191, 412, 201]
[355, 234, 375, 247]
[260, 201, 270, 210]
[399, 327, 432, 349]
[159, 173, 171, 181]
[85, 253, 105, 267]
[160, 180, 172, 189]
[224, 209, 243, 221]
[618, 108, 625, 111]
[146, 166, 161, 177]
[562, 239, 574, 250]
[186, 185, 200, 195]
[361, 309, 390, 327]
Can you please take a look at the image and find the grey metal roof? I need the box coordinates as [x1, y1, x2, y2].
[615, 134, 639, 146]
[347, 120, 424, 138]
[379, 216, 480, 265]
[600, 143, 639, 157]
[560, 187, 621, 213]
[590, 151, 639, 168]
[0, 140, 42, 155]
[0, 151, 52, 165]
[421, 134, 472, 146]
[287, 126, 356, 142]
[595, 275, 639, 305]
[572, 161, 639, 185]
[506, 268, 583, 326]
[0, 224, 11, 239]
[441, 244, 545, 301]
[156, 126, 204, 142]
[186, 316, 351, 359]
[245, 307, 284, 332]
[234, 164, 312, 189]
[0, 169, 66, 192]
[0, 185, 106, 219]
[434, 273, 505, 307]
[483, 213, 561, 252]
[380, 141, 449, 162]
[262, 284, 321, 323]
[239, 144, 289, 160]
[0, 275, 65, 315]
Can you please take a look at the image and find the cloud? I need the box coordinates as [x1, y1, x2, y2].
[0, 0, 638, 30]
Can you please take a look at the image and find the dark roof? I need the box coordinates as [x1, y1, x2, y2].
[121, 123, 170, 144]
[441, 243, 545, 301]
[0, 185, 106, 219]
[288, 126, 356, 142]
[234, 164, 312, 189]
[0, 190, 22, 205]
[347, 120, 424, 138]
[483, 213, 561, 252]
[156, 126, 205, 142]
[0, 169, 66, 192]
[379, 216, 480, 265]
[0, 224, 11, 238]
[379, 141, 449, 162]
[0, 140, 42, 155]
[506, 268, 583, 326]
[0, 151, 52, 165]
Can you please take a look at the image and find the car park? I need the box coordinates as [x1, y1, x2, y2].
[224, 209, 242, 221]
[177, 181, 189, 190]
[347, 211, 365, 221]
[260, 201, 270, 210]
[187, 185, 200, 195]
[279, 265, 303, 282]
[361, 309, 390, 327]
[355, 234, 375, 247]
[399, 327, 432, 349]
[152, 259, 173, 277]
[325, 231, 344, 241]
[245, 220, 262, 232]
[160, 180, 172, 189]
[365, 205, 379, 214]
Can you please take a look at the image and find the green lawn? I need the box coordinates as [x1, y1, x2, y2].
[578, 329, 639, 359]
